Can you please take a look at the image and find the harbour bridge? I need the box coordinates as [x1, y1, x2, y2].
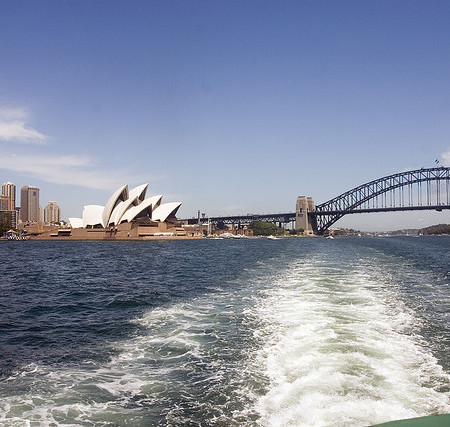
[182, 167, 450, 235]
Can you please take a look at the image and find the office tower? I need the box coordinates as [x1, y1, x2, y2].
[1, 182, 16, 210]
[0, 196, 8, 210]
[44, 201, 61, 225]
[20, 185, 40, 223]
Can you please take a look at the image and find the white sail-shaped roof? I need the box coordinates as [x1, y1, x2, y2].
[152, 202, 182, 222]
[109, 200, 131, 226]
[69, 217, 83, 228]
[129, 183, 148, 203]
[82, 205, 104, 227]
[121, 195, 162, 223]
[102, 184, 128, 228]
[71, 183, 181, 230]
[145, 194, 162, 211]
[109, 183, 149, 226]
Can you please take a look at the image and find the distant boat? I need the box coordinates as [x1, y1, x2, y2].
[267, 235, 280, 240]
[218, 232, 234, 239]
[217, 233, 249, 239]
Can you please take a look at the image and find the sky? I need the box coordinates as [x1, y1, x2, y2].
[1, 0, 450, 231]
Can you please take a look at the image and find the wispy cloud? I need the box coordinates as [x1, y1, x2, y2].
[0, 151, 142, 191]
[0, 108, 48, 144]
[442, 150, 450, 166]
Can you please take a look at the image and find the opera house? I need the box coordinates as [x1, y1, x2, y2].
[32, 183, 190, 240]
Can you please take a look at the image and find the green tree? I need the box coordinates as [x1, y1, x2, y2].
[249, 221, 284, 236]
[290, 228, 304, 235]
[0, 211, 13, 236]
[420, 224, 450, 235]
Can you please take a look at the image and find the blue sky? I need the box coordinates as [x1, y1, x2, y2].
[1, 0, 450, 231]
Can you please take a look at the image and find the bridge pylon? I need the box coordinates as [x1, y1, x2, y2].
[295, 196, 315, 234]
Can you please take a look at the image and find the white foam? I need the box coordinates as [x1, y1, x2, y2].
[2, 247, 449, 426]
[0, 294, 257, 425]
[252, 257, 450, 426]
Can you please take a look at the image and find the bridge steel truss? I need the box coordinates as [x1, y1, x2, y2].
[310, 167, 450, 235]
[183, 212, 296, 228]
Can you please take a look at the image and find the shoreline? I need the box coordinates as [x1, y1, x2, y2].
[1, 236, 203, 242]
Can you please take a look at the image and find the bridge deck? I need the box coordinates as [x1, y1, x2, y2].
[181, 204, 450, 226]
[181, 212, 296, 225]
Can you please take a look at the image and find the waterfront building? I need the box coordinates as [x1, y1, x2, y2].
[29, 183, 188, 239]
[44, 201, 61, 225]
[20, 185, 40, 223]
[69, 183, 182, 229]
[1, 182, 16, 210]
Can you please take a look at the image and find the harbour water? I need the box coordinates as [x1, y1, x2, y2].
[0, 236, 449, 426]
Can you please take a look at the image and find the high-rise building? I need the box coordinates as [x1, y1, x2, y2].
[1, 182, 16, 210]
[44, 201, 61, 225]
[1, 182, 17, 228]
[20, 185, 40, 223]
[0, 196, 8, 210]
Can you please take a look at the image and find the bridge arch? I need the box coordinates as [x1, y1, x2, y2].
[310, 167, 450, 234]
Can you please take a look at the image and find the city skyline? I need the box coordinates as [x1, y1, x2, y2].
[1, 1, 450, 231]
[1, 181, 60, 228]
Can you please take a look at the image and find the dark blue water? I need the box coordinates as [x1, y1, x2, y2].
[0, 237, 449, 425]
[0, 240, 275, 375]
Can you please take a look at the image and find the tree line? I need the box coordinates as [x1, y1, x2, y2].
[420, 224, 450, 235]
